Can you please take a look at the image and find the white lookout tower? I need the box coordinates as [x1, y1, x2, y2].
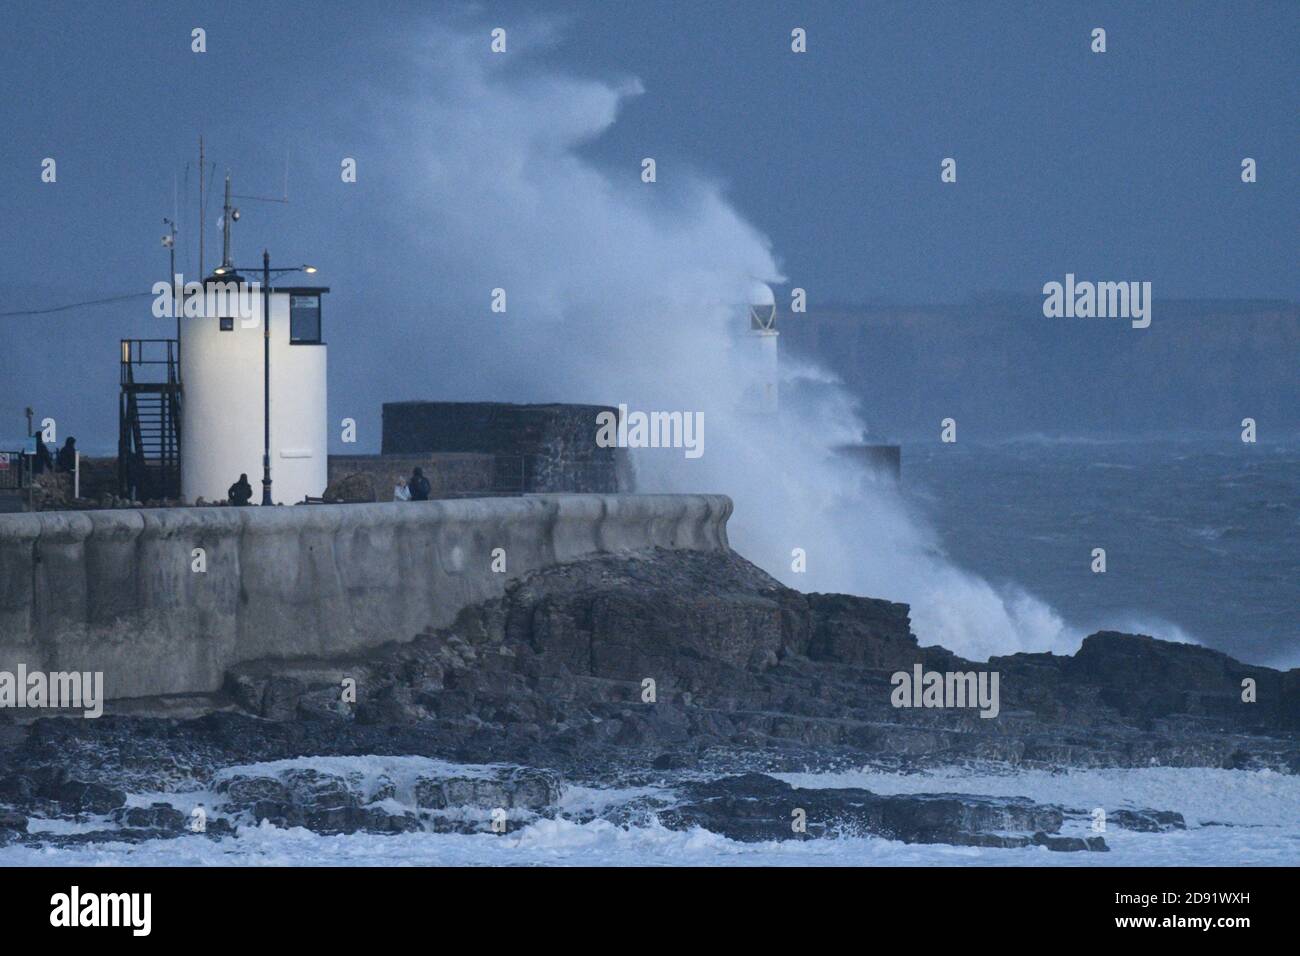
[747, 281, 779, 414]
[180, 175, 329, 505]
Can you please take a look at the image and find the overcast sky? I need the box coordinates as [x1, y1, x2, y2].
[1, 0, 1295, 448]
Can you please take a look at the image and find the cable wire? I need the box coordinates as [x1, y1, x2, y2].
[0, 292, 153, 318]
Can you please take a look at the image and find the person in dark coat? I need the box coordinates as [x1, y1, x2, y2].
[408, 467, 431, 501]
[228, 473, 253, 506]
[32, 440, 53, 475]
[56, 437, 77, 472]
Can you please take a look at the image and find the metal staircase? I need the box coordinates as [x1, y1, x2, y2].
[119, 339, 181, 501]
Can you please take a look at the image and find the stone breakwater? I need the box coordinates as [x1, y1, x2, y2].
[0, 494, 731, 700]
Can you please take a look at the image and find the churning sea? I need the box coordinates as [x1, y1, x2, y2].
[904, 437, 1299, 670]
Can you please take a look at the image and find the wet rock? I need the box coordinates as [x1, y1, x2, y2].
[247, 801, 305, 829]
[415, 767, 562, 810]
[48, 780, 127, 815]
[355, 686, 425, 726]
[804, 592, 918, 667]
[218, 769, 376, 832]
[304, 806, 419, 836]
[1032, 833, 1109, 852]
[300, 693, 353, 722]
[225, 671, 306, 720]
[1063, 631, 1296, 731]
[0, 775, 35, 804]
[411, 779, 445, 810]
[283, 769, 357, 807]
[659, 772, 1102, 850]
[1108, 808, 1186, 832]
[651, 752, 695, 771]
[261, 678, 308, 722]
[217, 775, 291, 806]
[209, 761, 563, 834]
[112, 803, 187, 832]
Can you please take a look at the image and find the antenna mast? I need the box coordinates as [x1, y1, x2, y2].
[219, 172, 239, 271]
[198, 135, 206, 279]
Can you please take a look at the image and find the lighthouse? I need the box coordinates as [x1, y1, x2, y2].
[178, 175, 329, 505]
[747, 281, 779, 414]
[180, 277, 329, 505]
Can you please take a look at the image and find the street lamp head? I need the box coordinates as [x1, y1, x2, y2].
[303, 265, 318, 274]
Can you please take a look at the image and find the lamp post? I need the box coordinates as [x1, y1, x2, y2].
[211, 255, 317, 505]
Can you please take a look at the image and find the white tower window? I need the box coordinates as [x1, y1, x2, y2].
[290, 294, 322, 344]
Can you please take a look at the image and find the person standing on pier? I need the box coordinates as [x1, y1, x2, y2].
[408, 467, 430, 501]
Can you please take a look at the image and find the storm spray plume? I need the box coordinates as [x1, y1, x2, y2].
[356, 20, 1076, 660]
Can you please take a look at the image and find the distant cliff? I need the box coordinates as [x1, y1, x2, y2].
[781, 297, 1300, 439]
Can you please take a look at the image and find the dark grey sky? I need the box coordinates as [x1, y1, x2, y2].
[3, 0, 1296, 301]
[1, 0, 1296, 448]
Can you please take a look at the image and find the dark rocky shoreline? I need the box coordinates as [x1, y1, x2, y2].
[0, 548, 1294, 853]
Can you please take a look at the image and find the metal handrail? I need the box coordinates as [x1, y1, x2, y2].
[120, 339, 179, 385]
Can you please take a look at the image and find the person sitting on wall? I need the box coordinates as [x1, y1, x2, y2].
[228, 473, 254, 506]
[408, 467, 431, 502]
[56, 436, 77, 472]
[393, 476, 411, 501]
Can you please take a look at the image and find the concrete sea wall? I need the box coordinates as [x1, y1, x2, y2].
[0, 494, 731, 701]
